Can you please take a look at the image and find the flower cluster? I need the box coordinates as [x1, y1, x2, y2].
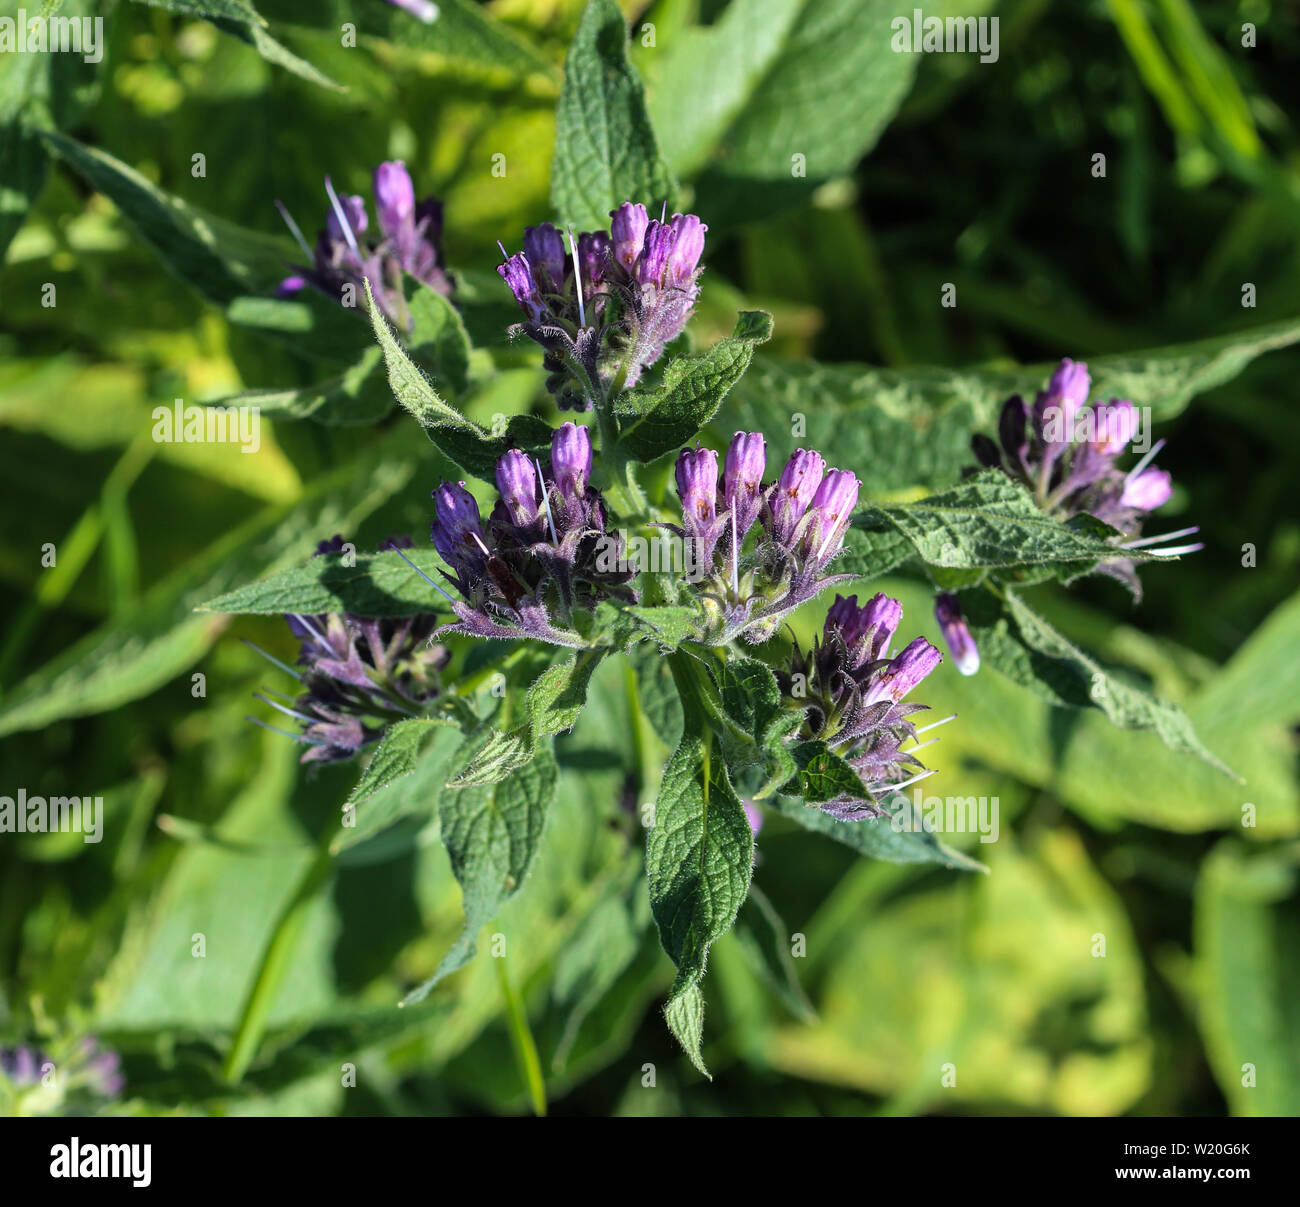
[780, 594, 947, 820]
[669, 433, 861, 643]
[1, 1037, 123, 1113]
[497, 202, 707, 409]
[248, 536, 448, 764]
[277, 160, 450, 329]
[973, 357, 1202, 595]
[429, 423, 636, 646]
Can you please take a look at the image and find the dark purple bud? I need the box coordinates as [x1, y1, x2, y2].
[431, 481, 485, 567]
[551, 421, 593, 500]
[636, 220, 676, 288]
[314, 534, 349, 557]
[724, 431, 766, 538]
[768, 449, 826, 546]
[610, 201, 650, 269]
[804, 468, 859, 563]
[1121, 467, 1172, 511]
[578, 230, 611, 287]
[497, 251, 546, 323]
[666, 213, 707, 285]
[496, 449, 540, 525]
[523, 223, 567, 292]
[326, 193, 368, 243]
[676, 447, 719, 527]
[998, 395, 1029, 460]
[971, 433, 1002, 468]
[934, 593, 980, 676]
[373, 160, 415, 233]
[870, 637, 942, 704]
[1090, 399, 1137, 456]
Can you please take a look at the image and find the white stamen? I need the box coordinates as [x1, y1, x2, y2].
[324, 175, 362, 259]
[470, 531, 493, 558]
[1125, 437, 1166, 483]
[241, 639, 302, 682]
[912, 713, 958, 735]
[390, 545, 457, 603]
[872, 768, 938, 794]
[246, 716, 319, 745]
[274, 200, 314, 260]
[1121, 525, 1200, 549]
[534, 456, 559, 544]
[660, 201, 667, 223]
[815, 516, 844, 564]
[291, 612, 330, 649]
[254, 692, 317, 725]
[497, 240, 510, 261]
[1145, 542, 1205, 558]
[568, 227, 586, 328]
[900, 737, 939, 755]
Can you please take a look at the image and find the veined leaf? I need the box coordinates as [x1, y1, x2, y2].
[551, 0, 678, 233]
[614, 311, 773, 464]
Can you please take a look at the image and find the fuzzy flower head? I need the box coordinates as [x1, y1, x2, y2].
[781, 594, 949, 821]
[496, 201, 708, 410]
[245, 536, 449, 765]
[662, 435, 861, 645]
[429, 426, 638, 647]
[276, 162, 449, 330]
[973, 358, 1202, 596]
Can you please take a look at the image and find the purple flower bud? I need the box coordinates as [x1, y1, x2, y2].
[1090, 399, 1137, 456]
[999, 395, 1029, 460]
[326, 193, 368, 243]
[768, 449, 826, 546]
[578, 230, 611, 287]
[431, 481, 485, 566]
[869, 637, 942, 704]
[636, 220, 676, 288]
[497, 251, 546, 323]
[743, 800, 763, 836]
[373, 160, 415, 233]
[551, 422, 593, 501]
[934, 593, 980, 676]
[1121, 466, 1172, 511]
[666, 213, 707, 285]
[724, 431, 766, 539]
[971, 433, 1002, 468]
[277, 275, 307, 297]
[804, 469, 859, 563]
[610, 201, 650, 269]
[524, 223, 567, 293]
[825, 592, 902, 662]
[496, 449, 540, 525]
[1035, 357, 1090, 450]
[676, 447, 719, 526]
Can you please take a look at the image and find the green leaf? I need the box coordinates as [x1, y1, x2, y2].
[366, 279, 553, 479]
[225, 295, 376, 368]
[550, 0, 678, 232]
[402, 743, 559, 1004]
[660, 0, 919, 224]
[1193, 841, 1300, 1116]
[625, 640, 684, 747]
[197, 546, 452, 617]
[614, 311, 773, 464]
[451, 651, 606, 787]
[130, 0, 345, 90]
[39, 130, 292, 305]
[772, 793, 986, 872]
[406, 280, 474, 400]
[966, 588, 1235, 777]
[646, 717, 755, 1077]
[787, 740, 873, 804]
[869, 470, 1152, 586]
[733, 881, 815, 1020]
[210, 350, 393, 426]
[0, 445, 417, 738]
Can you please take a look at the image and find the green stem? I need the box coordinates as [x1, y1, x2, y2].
[223, 813, 342, 1084]
[497, 956, 547, 1117]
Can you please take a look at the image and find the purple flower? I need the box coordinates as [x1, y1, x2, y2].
[610, 201, 650, 269]
[802, 469, 859, 567]
[1035, 357, 1090, 446]
[275, 164, 450, 329]
[724, 431, 767, 540]
[1091, 398, 1137, 455]
[865, 638, 943, 706]
[1121, 466, 1172, 511]
[551, 422, 593, 502]
[373, 160, 415, 232]
[934, 593, 980, 676]
[431, 481, 486, 575]
[496, 449, 540, 525]
[826, 592, 902, 664]
[496, 201, 709, 406]
[767, 450, 825, 547]
[676, 447, 719, 527]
